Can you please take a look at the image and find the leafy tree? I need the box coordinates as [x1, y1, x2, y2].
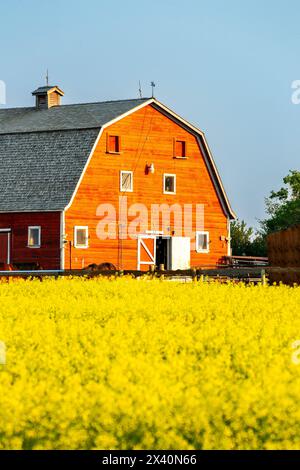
[247, 233, 267, 257]
[260, 170, 300, 234]
[230, 219, 253, 255]
[231, 171, 300, 258]
[230, 220, 267, 257]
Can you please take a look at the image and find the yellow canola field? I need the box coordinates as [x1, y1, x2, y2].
[0, 277, 300, 450]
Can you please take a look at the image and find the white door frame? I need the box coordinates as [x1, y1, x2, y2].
[137, 235, 156, 270]
[0, 229, 11, 264]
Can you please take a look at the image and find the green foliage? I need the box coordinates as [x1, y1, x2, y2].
[247, 233, 267, 257]
[260, 170, 300, 234]
[230, 220, 267, 257]
[230, 220, 253, 255]
[231, 170, 300, 257]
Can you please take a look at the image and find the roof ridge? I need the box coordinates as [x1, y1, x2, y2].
[55, 97, 152, 108]
[0, 97, 151, 112]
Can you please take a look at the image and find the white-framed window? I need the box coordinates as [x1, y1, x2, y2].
[74, 226, 89, 248]
[196, 231, 210, 253]
[28, 226, 41, 248]
[120, 170, 133, 192]
[163, 173, 176, 194]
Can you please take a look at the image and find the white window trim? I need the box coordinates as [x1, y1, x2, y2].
[74, 226, 89, 249]
[28, 226, 41, 248]
[120, 170, 133, 192]
[163, 173, 176, 194]
[196, 231, 210, 253]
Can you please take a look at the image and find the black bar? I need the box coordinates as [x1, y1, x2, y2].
[0, 450, 299, 467]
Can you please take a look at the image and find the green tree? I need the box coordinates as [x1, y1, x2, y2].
[231, 170, 300, 258]
[260, 170, 300, 234]
[230, 219, 253, 255]
[247, 233, 267, 257]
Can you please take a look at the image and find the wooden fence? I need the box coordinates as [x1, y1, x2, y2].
[0, 267, 266, 284]
[267, 225, 300, 285]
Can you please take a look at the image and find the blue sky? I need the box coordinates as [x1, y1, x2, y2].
[1, 0, 299, 227]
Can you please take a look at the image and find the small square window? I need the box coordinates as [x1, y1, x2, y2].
[196, 231, 209, 253]
[163, 174, 176, 194]
[107, 135, 120, 153]
[74, 226, 89, 248]
[120, 171, 133, 192]
[28, 226, 41, 248]
[174, 140, 186, 158]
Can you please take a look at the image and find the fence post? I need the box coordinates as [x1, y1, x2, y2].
[261, 269, 266, 286]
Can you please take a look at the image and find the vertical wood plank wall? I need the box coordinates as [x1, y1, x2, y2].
[267, 225, 300, 285]
[268, 225, 300, 268]
[65, 104, 229, 270]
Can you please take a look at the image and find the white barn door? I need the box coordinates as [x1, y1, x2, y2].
[171, 237, 190, 270]
[137, 235, 156, 270]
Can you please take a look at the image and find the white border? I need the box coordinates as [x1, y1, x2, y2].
[195, 231, 210, 253]
[74, 226, 89, 249]
[120, 170, 133, 192]
[28, 226, 41, 248]
[163, 173, 176, 194]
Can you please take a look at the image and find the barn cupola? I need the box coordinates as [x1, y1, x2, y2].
[32, 85, 64, 110]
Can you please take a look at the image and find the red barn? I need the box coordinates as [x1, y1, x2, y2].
[0, 85, 235, 271]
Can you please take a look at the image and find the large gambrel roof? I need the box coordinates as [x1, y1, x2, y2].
[0, 98, 235, 218]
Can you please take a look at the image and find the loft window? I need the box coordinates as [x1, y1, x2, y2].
[196, 231, 210, 253]
[28, 226, 41, 248]
[107, 134, 120, 153]
[120, 171, 133, 192]
[74, 226, 89, 248]
[174, 140, 186, 158]
[163, 174, 176, 194]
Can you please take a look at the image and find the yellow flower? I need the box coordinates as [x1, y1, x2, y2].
[0, 277, 299, 449]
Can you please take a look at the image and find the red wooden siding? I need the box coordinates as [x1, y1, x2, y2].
[0, 212, 61, 269]
[0, 232, 9, 264]
[64, 104, 230, 270]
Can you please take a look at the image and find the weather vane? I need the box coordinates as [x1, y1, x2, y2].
[46, 69, 49, 87]
[151, 81, 156, 98]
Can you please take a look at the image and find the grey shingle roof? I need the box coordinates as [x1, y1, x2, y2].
[0, 98, 149, 134]
[0, 129, 99, 211]
[0, 98, 150, 212]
